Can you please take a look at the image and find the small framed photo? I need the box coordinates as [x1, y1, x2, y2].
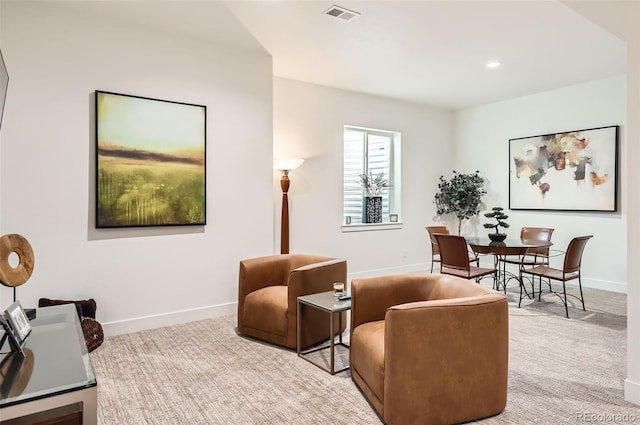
[4, 301, 32, 343]
[390, 214, 398, 223]
[0, 315, 23, 355]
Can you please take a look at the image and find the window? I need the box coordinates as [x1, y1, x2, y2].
[343, 125, 401, 226]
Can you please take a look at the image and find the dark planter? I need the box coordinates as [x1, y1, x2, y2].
[488, 233, 507, 242]
[363, 196, 382, 223]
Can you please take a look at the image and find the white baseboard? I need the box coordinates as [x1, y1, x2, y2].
[387, 261, 628, 294]
[101, 264, 626, 337]
[625, 378, 640, 406]
[102, 264, 429, 337]
[102, 302, 237, 337]
[347, 263, 429, 281]
[581, 277, 627, 293]
[485, 261, 627, 294]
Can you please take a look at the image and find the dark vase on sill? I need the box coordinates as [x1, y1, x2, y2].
[488, 233, 507, 242]
[362, 196, 382, 223]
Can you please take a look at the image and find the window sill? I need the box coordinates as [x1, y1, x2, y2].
[341, 222, 403, 233]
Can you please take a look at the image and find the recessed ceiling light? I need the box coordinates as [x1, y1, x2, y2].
[486, 60, 502, 69]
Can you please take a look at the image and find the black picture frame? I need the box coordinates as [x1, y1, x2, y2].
[4, 301, 31, 343]
[0, 49, 8, 131]
[0, 315, 23, 356]
[95, 90, 207, 228]
[509, 125, 618, 212]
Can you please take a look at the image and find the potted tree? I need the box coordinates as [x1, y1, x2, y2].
[483, 207, 510, 242]
[434, 170, 486, 234]
[358, 171, 389, 223]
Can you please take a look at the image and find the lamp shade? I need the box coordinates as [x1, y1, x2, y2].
[274, 158, 304, 172]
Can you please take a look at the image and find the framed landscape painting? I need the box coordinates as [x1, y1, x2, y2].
[509, 125, 618, 212]
[95, 91, 206, 228]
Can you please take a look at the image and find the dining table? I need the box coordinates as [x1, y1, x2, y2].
[464, 237, 553, 296]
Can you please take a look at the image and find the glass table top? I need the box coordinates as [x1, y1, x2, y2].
[0, 304, 96, 408]
[465, 237, 552, 248]
[465, 237, 552, 255]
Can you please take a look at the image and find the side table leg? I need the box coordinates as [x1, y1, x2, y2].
[297, 300, 301, 355]
[330, 311, 335, 374]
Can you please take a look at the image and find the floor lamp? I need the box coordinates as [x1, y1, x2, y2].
[274, 158, 304, 254]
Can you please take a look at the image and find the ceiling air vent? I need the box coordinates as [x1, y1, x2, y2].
[324, 5, 360, 21]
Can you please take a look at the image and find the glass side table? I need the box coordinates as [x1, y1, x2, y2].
[1, 304, 97, 424]
[297, 291, 351, 375]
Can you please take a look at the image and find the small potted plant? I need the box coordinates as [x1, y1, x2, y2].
[357, 171, 389, 223]
[483, 207, 509, 242]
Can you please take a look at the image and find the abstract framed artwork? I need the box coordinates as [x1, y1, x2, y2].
[509, 125, 618, 212]
[95, 91, 206, 228]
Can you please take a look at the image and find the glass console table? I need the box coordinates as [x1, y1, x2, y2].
[0, 304, 97, 425]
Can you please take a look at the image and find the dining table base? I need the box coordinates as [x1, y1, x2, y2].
[465, 237, 553, 303]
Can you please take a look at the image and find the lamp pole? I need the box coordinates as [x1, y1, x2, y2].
[280, 170, 291, 254]
[274, 158, 304, 255]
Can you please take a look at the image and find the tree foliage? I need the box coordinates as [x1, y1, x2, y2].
[434, 170, 486, 234]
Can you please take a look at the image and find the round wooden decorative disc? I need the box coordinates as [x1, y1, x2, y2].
[0, 234, 35, 288]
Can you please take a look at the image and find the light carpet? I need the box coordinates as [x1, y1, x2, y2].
[90, 286, 639, 424]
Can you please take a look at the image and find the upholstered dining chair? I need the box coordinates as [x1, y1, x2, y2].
[520, 235, 593, 318]
[434, 234, 496, 284]
[500, 227, 554, 297]
[350, 273, 508, 425]
[237, 254, 347, 349]
[426, 225, 479, 272]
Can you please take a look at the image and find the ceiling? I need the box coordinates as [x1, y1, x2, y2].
[59, 0, 628, 111]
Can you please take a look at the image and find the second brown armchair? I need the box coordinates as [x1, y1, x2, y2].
[350, 273, 508, 425]
[237, 254, 347, 349]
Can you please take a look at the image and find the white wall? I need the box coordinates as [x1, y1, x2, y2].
[0, 2, 274, 334]
[0, 1, 629, 337]
[273, 77, 453, 277]
[625, 0, 640, 407]
[454, 75, 627, 292]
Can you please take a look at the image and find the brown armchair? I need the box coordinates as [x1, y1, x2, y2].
[350, 273, 508, 425]
[237, 254, 347, 349]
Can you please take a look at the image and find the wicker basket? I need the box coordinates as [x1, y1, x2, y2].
[38, 298, 104, 352]
[81, 317, 104, 353]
